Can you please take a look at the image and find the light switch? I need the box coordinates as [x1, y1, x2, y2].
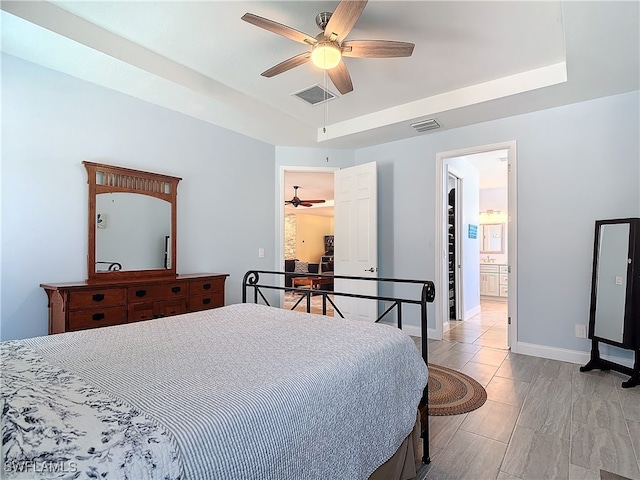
[258, 248, 265, 258]
[615, 276, 623, 285]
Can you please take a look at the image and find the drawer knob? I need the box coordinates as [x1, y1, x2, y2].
[171, 286, 181, 294]
[92, 293, 105, 302]
[135, 290, 147, 298]
[92, 313, 105, 321]
[203, 298, 211, 305]
[203, 283, 211, 290]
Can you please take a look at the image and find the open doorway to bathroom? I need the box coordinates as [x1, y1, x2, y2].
[435, 142, 517, 352]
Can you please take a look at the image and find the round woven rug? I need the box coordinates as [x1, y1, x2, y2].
[426, 363, 487, 416]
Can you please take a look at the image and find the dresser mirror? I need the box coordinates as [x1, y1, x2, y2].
[84, 161, 181, 283]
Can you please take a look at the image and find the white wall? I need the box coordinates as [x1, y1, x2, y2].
[355, 90, 639, 361]
[1, 54, 276, 341]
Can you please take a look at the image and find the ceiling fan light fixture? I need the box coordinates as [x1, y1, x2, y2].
[311, 42, 342, 70]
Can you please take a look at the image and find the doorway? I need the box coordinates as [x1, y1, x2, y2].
[280, 167, 337, 313]
[447, 169, 463, 324]
[435, 141, 518, 352]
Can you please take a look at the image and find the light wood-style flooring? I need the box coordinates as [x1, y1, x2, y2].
[444, 298, 508, 349]
[417, 300, 640, 480]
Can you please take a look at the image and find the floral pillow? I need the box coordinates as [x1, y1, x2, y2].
[294, 261, 309, 273]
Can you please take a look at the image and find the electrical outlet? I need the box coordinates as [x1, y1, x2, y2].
[575, 324, 587, 338]
[615, 276, 623, 285]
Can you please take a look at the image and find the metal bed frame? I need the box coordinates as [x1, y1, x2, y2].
[242, 269, 436, 465]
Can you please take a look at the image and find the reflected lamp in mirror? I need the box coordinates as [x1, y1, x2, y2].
[84, 162, 181, 283]
[480, 223, 504, 253]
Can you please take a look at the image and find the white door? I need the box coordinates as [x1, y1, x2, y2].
[333, 161, 378, 321]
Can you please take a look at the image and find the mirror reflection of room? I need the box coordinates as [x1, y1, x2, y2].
[95, 192, 171, 271]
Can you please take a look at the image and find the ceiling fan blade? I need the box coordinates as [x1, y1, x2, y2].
[342, 40, 415, 58]
[262, 52, 311, 77]
[299, 200, 326, 204]
[241, 13, 318, 46]
[324, 0, 368, 41]
[328, 59, 353, 95]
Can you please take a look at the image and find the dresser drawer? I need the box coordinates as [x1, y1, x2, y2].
[128, 302, 156, 322]
[158, 298, 187, 318]
[500, 274, 508, 285]
[189, 293, 224, 312]
[189, 278, 224, 295]
[128, 282, 187, 303]
[499, 265, 509, 274]
[480, 264, 500, 273]
[68, 306, 127, 331]
[68, 288, 125, 310]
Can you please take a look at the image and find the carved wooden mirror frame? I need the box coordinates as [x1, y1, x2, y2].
[84, 161, 181, 283]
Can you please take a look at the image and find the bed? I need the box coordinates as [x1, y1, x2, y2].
[2, 272, 434, 479]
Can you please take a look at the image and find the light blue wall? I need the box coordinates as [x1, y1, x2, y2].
[1, 54, 276, 341]
[355, 91, 640, 357]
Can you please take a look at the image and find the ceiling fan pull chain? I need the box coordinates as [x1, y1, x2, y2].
[323, 70, 329, 136]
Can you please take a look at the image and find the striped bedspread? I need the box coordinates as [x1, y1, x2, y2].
[2, 303, 427, 479]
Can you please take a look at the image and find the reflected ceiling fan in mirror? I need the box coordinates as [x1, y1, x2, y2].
[285, 186, 326, 208]
[241, 0, 415, 95]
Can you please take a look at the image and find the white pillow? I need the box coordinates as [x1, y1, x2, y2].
[294, 260, 309, 273]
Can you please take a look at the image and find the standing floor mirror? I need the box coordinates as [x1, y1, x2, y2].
[580, 218, 640, 388]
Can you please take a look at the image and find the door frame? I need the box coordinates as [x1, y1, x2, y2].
[278, 165, 339, 306]
[434, 141, 518, 352]
[447, 167, 465, 325]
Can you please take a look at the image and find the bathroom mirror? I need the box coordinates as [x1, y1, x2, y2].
[84, 161, 181, 283]
[480, 223, 504, 253]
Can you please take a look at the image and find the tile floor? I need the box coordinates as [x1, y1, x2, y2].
[416, 300, 640, 480]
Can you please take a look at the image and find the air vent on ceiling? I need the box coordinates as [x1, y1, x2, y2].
[292, 85, 336, 106]
[411, 118, 441, 133]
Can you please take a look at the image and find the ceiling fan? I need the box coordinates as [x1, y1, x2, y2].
[285, 186, 326, 208]
[241, 0, 414, 95]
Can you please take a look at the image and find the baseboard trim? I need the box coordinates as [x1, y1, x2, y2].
[515, 341, 634, 368]
[380, 321, 436, 339]
[464, 305, 481, 320]
[386, 327, 634, 370]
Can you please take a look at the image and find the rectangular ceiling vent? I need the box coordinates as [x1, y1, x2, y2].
[292, 85, 336, 106]
[411, 118, 441, 133]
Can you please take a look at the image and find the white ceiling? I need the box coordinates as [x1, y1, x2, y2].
[1, 1, 638, 149]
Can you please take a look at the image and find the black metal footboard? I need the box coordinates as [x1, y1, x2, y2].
[242, 269, 436, 465]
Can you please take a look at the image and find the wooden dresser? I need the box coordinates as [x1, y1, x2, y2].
[41, 273, 228, 334]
